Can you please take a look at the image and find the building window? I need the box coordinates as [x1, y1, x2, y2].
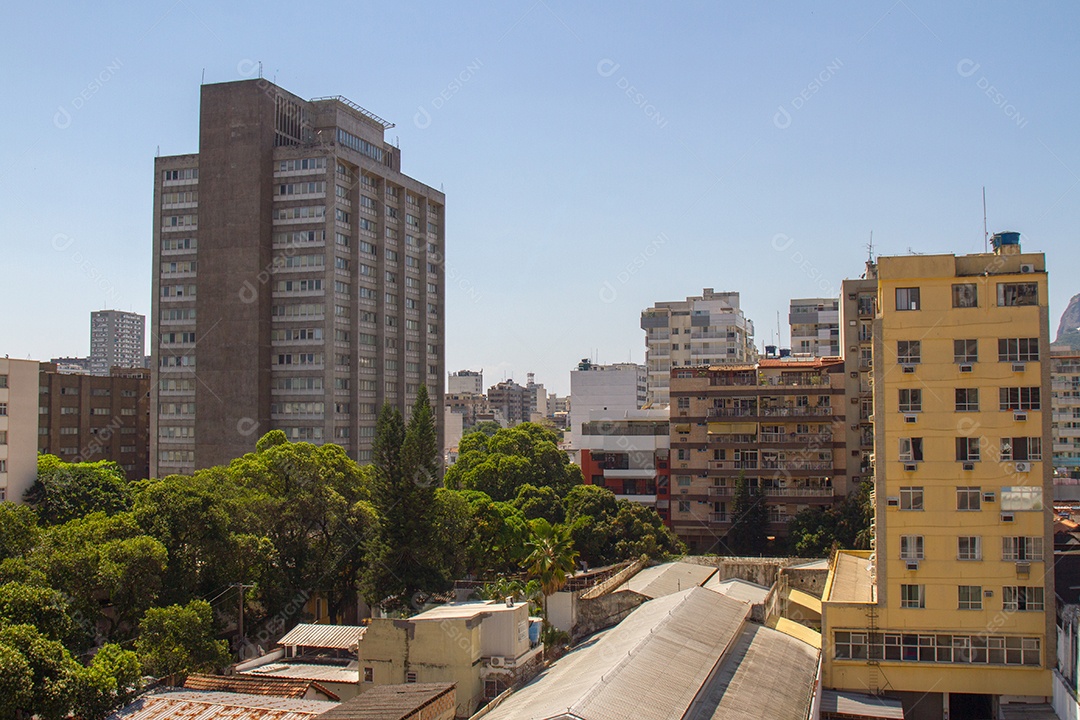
[958, 585, 983, 610]
[0, 403, 6, 416]
[997, 283, 1038, 307]
[0, 430, 6, 444]
[1000, 437, 1042, 461]
[900, 535, 924, 560]
[896, 287, 920, 311]
[898, 389, 921, 413]
[0, 375, 7, 388]
[364, 667, 373, 682]
[957, 536, 981, 560]
[956, 487, 981, 511]
[898, 438, 923, 462]
[955, 437, 981, 462]
[899, 486, 923, 511]
[900, 584, 925, 609]
[897, 340, 921, 364]
[677, 397, 690, 409]
[833, 630, 1039, 666]
[678, 500, 690, 513]
[999, 387, 1040, 411]
[1002, 586, 1044, 612]
[1002, 537, 1043, 561]
[952, 283, 978, 308]
[955, 388, 979, 412]
[998, 338, 1040, 362]
[954, 339, 978, 363]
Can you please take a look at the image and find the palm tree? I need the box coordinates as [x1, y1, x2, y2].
[522, 518, 579, 624]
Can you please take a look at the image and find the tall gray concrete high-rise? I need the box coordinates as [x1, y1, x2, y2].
[90, 310, 146, 376]
[151, 80, 445, 476]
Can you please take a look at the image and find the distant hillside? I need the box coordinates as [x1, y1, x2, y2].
[1055, 293, 1080, 350]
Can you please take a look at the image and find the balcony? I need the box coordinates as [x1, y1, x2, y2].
[708, 485, 834, 498]
[758, 432, 833, 444]
[709, 512, 729, 523]
[708, 406, 834, 418]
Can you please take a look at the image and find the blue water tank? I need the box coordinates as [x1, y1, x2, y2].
[991, 231, 1020, 249]
[529, 620, 541, 646]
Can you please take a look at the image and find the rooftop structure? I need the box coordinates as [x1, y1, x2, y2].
[106, 688, 336, 720]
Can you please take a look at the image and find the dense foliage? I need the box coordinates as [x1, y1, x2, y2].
[5, 395, 684, 715]
[786, 480, 874, 557]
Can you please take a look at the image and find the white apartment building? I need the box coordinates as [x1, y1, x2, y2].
[1052, 349, 1080, 499]
[568, 360, 646, 449]
[640, 289, 756, 404]
[448, 369, 483, 395]
[789, 297, 840, 357]
[89, 310, 146, 376]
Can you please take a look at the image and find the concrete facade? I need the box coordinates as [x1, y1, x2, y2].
[822, 237, 1056, 710]
[790, 297, 840, 357]
[641, 289, 756, 405]
[0, 359, 40, 503]
[38, 364, 151, 481]
[567, 360, 646, 450]
[89, 310, 146, 376]
[447, 369, 482, 395]
[668, 357, 848, 552]
[151, 80, 445, 476]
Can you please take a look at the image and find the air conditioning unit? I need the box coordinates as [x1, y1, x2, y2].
[983, 491, 996, 502]
[984, 589, 995, 598]
[886, 497, 899, 507]
[959, 363, 973, 373]
[902, 365, 915, 374]
[1020, 264, 1035, 274]
[904, 414, 917, 424]
[905, 561, 920, 571]
[489, 656, 506, 668]
[1012, 363, 1026, 372]
[1015, 561, 1031, 577]
[1001, 512, 1015, 523]
[1014, 462, 1031, 473]
[1014, 412, 1028, 421]
[962, 462, 975, 471]
[903, 463, 918, 472]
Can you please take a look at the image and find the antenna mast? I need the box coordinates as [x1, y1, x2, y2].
[982, 187, 988, 253]
[866, 231, 874, 263]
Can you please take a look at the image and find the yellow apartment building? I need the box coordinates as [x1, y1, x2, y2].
[822, 233, 1055, 718]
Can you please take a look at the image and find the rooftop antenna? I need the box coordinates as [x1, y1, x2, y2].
[982, 186, 988, 253]
[201, 68, 205, 85]
[776, 311, 781, 348]
[866, 231, 874, 264]
[258, 61, 263, 79]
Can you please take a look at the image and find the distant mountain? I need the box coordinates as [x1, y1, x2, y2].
[1055, 293, 1080, 350]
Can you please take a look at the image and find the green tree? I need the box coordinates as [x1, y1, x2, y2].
[563, 486, 683, 566]
[470, 420, 502, 437]
[365, 390, 449, 610]
[522, 518, 579, 622]
[511, 484, 565, 523]
[0, 503, 41, 563]
[0, 624, 80, 720]
[0, 642, 33, 719]
[135, 600, 229, 682]
[725, 476, 769, 556]
[445, 423, 583, 501]
[27, 455, 132, 526]
[787, 481, 873, 557]
[74, 644, 141, 720]
[97, 536, 169, 637]
[0, 582, 73, 643]
[452, 490, 530, 577]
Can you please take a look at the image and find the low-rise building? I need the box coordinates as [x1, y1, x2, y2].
[317, 683, 455, 720]
[568, 360, 646, 450]
[358, 599, 541, 717]
[239, 623, 365, 700]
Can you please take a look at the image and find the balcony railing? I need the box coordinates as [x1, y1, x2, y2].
[709, 512, 729, 523]
[708, 485, 834, 498]
[759, 432, 833, 444]
[708, 406, 834, 418]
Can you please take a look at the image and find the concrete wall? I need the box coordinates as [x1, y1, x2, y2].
[784, 567, 828, 597]
[0, 359, 40, 503]
[574, 591, 648, 640]
[1055, 669, 1080, 720]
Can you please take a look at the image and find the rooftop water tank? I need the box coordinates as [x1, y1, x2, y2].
[991, 231, 1020, 250]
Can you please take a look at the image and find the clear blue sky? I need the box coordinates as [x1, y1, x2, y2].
[3, 1, 1078, 395]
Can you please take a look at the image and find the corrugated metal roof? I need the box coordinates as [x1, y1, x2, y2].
[623, 561, 717, 599]
[106, 689, 337, 720]
[686, 623, 819, 720]
[242, 663, 360, 684]
[819, 690, 904, 719]
[278, 624, 365, 651]
[481, 588, 750, 720]
[702, 577, 770, 605]
[317, 683, 455, 720]
[182, 674, 340, 701]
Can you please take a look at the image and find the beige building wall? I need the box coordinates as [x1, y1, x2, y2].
[0, 359, 40, 503]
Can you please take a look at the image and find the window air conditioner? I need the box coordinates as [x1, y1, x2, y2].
[982, 492, 996, 502]
[1012, 363, 1026, 372]
[904, 414, 917, 424]
[902, 365, 915, 374]
[905, 561, 920, 571]
[962, 462, 975, 471]
[886, 497, 899, 507]
[959, 364, 973, 373]
[1020, 264, 1035, 274]
[1014, 412, 1027, 421]
[1014, 462, 1031, 473]
[1001, 512, 1015, 522]
[903, 463, 918, 472]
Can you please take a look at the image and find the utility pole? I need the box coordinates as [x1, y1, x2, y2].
[234, 582, 256, 659]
